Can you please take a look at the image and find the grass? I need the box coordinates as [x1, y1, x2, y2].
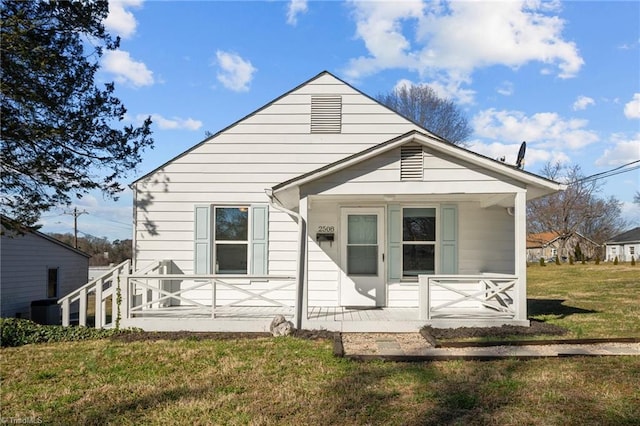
[527, 262, 639, 338]
[1, 263, 638, 425]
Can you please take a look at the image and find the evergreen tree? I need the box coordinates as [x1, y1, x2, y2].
[1, 1, 153, 228]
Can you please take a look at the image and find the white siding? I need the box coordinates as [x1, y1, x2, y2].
[134, 73, 419, 275]
[0, 231, 89, 318]
[458, 202, 515, 274]
[302, 146, 521, 197]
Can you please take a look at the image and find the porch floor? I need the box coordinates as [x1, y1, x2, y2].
[124, 305, 424, 332]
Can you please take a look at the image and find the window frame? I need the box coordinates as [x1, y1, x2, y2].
[47, 267, 59, 298]
[212, 205, 251, 275]
[401, 206, 438, 279]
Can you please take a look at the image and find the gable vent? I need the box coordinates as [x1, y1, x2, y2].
[311, 95, 342, 134]
[401, 144, 424, 180]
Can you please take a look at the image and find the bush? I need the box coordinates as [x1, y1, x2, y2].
[539, 257, 546, 267]
[0, 318, 140, 347]
[569, 255, 574, 265]
[555, 255, 561, 265]
[632, 256, 636, 266]
[614, 256, 619, 265]
[595, 255, 600, 265]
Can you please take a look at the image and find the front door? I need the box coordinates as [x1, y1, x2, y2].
[340, 207, 385, 307]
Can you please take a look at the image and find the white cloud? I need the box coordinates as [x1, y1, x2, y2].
[624, 93, 640, 119]
[496, 81, 514, 96]
[467, 140, 570, 168]
[595, 133, 640, 166]
[344, 0, 583, 103]
[102, 50, 154, 87]
[473, 108, 599, 151]
[215, 51, 257, 92]
[287, 0, 308, 26]
[572, 95, 595, 111]
[138, 114, 203, 131]
[103, 0, 143, 39]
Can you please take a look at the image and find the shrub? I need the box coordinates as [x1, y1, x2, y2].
[569, 255, 574, 265]
[539, 257, 546, 267]
[0, 318, 140, 348]
[595, 255, 600, 265]
[574, 243, 583, 262]
[581, 257, 586, 265]
[614, 256, 619, 265]
[555, 255, 561, 265]
[632, 256, 636, 266]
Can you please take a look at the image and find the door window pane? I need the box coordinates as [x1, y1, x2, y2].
[403, 245, 435, 276]
[347, 246, 378, 275]
[47, 268, 58, 298]
[216, 244, 248, 274]
[348, 215, 377, 244]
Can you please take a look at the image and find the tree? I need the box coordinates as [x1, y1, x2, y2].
[527, 163, 627, 259]
[1, 1, 153, 228]
[377, 84, 472, 145]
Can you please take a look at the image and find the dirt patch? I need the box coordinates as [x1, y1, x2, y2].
[111, 329, 337, 343]
[421, 320, 568, 341]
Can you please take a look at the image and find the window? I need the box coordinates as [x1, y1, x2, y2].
[551, 248, 558, 257]
[347, 214, 378, 275]
[402, 208, 436, 277]
[630, 246, 635, 255]
[214, 207, 249, 274]
[47, 268, 59, 298]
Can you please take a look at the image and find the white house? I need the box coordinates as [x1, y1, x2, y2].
[59, 71, 565, 332]
[1, 217, 90, 321]
[605, 227, 640, 262]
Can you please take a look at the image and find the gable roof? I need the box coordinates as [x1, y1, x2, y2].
[526, 231, 599, 249]
[272, 130, 565, 199]
[1, 215, 91, 258]
[606, 227, 640, 244]
[132, 70, 445, 185]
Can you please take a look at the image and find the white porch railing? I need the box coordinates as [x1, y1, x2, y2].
[419, 274, 519, 320]
[58, 260, 131, 328]
[125, 273, 297, 319]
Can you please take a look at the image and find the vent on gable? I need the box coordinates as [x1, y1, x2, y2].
[401, 144, 424, 181]
[311, 95, 342, 134]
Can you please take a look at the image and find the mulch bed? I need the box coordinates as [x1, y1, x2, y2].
[111, 329, 337, 343]
[421, 320, 568, 345]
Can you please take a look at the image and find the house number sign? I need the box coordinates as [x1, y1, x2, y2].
[318, 225, 335, 233]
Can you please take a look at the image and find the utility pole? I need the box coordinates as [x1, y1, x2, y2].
[67, 207, 88, 248]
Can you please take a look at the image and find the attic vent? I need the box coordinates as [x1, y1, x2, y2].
[401, 144, 424, 180]
[311, 95, 342, 133]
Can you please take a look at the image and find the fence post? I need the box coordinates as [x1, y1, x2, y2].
[94, 278, 103, 329]
[61, 298, 70, 327]
[79, 288, 87, 327]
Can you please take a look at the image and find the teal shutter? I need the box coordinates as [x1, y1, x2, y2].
[194, 205, 211, 274]
[387, 204, 402, 280]
[440, 205, 458, 274]
[251, 205, 269, 275]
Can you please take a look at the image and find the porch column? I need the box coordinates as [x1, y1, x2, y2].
[514, 191, 527, 322]
[296, 196, 309, 330]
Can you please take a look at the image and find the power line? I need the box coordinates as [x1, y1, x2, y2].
[568, 160, 640, 185]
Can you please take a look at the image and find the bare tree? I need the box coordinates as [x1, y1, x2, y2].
[377, 84, 472, 145]
[527, 163, 627, 259]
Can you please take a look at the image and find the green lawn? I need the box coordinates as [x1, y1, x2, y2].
[527, 262, 639, 338]
[1, 263, 638, 425]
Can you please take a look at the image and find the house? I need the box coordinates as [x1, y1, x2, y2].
[1, 216, 90, 321]
[526, 231, 601, 262]
[59, 71, 565, 332]
[605, 227, 640, 262]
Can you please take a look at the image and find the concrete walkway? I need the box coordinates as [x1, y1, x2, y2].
[338, 333, 640, 360]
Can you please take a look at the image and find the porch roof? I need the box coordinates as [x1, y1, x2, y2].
[271, 130, 565, 202]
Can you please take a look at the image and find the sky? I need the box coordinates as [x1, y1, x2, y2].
[38, 0, 640, 241]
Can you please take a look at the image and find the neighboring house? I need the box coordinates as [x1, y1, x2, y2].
[60, 71, 565, 332]
[1, 217, 90, 320]
[605, 227, 640, 262]
[526, 231, 601, 262]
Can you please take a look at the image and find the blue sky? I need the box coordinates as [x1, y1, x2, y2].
[39, 0, 639, 240]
